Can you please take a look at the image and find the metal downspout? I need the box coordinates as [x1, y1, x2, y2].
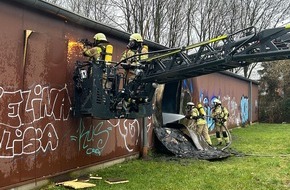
[249, 81, 253, 125]
[142, 117, 149, 158]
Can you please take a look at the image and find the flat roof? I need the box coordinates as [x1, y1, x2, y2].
[220, 71, 259, 84]
[9, 0, 258, 84]
[10, 0, 167, 50]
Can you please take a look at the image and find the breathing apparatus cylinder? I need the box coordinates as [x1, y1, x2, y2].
[105, 44, 113, 62]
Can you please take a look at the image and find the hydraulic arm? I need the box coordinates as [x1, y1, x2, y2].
[73, 25, 290, 119]
[140, 25, 290, 83]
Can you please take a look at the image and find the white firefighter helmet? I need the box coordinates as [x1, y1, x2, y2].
[187, 102, 195, 106]
[213, 99, 221, 105]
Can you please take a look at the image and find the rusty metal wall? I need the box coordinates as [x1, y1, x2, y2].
[0, 1, 259, 189]
[180, 72, 258, 130]
[0, 1, 154, 189]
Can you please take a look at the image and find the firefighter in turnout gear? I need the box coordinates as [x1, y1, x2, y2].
[120, 33, 148, 114]
[185, 102, 212, 145]
[83, 33, 109, 63]
[120, 33, 148, 84]
[82, 33, 114, 90]
[121, 33, 148, 65]
[185, 102, 199, 130]
[196, 103, 212, 145]
[211, 99, 229, 145]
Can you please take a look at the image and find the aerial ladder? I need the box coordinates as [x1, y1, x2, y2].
[73, 25, 290, 120]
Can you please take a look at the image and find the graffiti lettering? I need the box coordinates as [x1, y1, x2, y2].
[0, 85, 71, 128]
[72, 119, 143, 155]
[146, 116, 152, 133]
[119, 119, 140, 152]
[86, 148, 101, 155]
[0, 123, 58, 158]
[0, 85, 70, 159]
[70, 119, 112, 156]
[107, 119, 141, 152]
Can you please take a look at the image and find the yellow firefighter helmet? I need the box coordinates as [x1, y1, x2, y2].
[130, 33, 143, 42]
[94, 33, 108, 42]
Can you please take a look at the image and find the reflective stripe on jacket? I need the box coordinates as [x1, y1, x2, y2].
[212, 106, 229, 120]
[121, 46, 148, 63]
[83, 44, 106, 61]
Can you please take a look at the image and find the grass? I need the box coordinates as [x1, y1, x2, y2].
[42, 123, 290, 190]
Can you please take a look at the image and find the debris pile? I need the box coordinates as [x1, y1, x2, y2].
[154, 125, 230, 160]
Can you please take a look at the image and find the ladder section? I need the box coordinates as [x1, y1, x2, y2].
[141, 26, 290, 83]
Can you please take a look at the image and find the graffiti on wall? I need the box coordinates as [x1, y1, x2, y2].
[70, 117, 149, 156]
[200, 94, 215, 131]
[0, 84, 71, 158]
[70, 119, 112, 156]
[240, 95, 249, 125]
[110, 119, 140, 152]
[0, 84, 151, 159]
[182, 80, 251, 129]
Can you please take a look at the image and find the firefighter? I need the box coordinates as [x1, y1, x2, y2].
[185, 102, 199, 130]
[211, 99, 229, 145]
[196, 103, 212, 145]
[186, 102, 212, 145]
[120, 33, 148, 83]
[83, 33, 109, 63]
[82, 33, 114, 90]
[121, 33, 148, 65]
[119, 33, 148, 114]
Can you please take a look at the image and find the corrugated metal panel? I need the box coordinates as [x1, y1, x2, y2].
[0, 1, 153, 189]
[179, 72, 258, 130]
[0, 0, 259, 189]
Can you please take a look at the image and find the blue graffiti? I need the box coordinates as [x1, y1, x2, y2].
[241, 96, 249, 125]
[199, 90, 204, 103]
[202, 96, 217, 131]
[183, 79, 194, 92]
[204, 105, 215, 131]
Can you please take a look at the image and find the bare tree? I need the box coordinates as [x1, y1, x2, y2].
[44, 0, 290, 79]
[189, 0, 227, 42]
[184, 0, 198, 46]
[149, 0, 168, 43]
[224, 0, 290, 78]
[165, 0, 186, 47]
[110, 0, 151, 35]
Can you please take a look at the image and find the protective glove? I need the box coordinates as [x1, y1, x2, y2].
[185, 115, 191, 119]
